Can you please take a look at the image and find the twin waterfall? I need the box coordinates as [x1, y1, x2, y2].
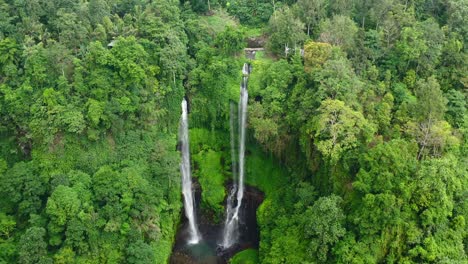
[180, 99, 202, 244]
[179, 63, 250, 248]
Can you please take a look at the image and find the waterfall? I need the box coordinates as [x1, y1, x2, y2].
[180, 99, 201, 244]
[222, 63, 250, 249]
[221, 102, 239, 247]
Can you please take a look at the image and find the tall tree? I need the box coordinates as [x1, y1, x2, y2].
[18, 227, 50, 264]
[308, 99, 374, 164]
[318, 15, 358, 55]
[267, 7, 307, 56]
[304, 195, 346, 262]
[293, 0, 327, 36]
[407, 76, 458, 159]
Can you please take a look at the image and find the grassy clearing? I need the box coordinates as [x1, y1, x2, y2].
[198, 9, 238, 35]
[253, 50, 272, 62]
[242, 27, 264, 38]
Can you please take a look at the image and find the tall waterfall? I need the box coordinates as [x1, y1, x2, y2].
[180, 99, 201, 244]
[222, 63, 250, 248]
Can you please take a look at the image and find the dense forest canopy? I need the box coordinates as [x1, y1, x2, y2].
[0, 0, 466, 263]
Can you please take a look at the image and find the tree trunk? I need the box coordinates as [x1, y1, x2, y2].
[417, 118, 433, 160]
[272, 0, 276, 19]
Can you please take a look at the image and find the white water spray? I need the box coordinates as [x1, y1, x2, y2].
[222, 63, 249, 248]
[180, 99, 201, 244]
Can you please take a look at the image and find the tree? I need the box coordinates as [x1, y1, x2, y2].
[18, 227, 50, 264]
[328, 0, 354, 16]
[0, 1, 15, 38]
[0, 162, 46, 217]
[303, 41, 332, 72]
[249, 59, 294, 156]
[53, 247, 75, 264]
[353, 139, 417, 225]
[214, 26, 245, 55]
[438, 33, 467, 91]
[159, 33, 188, 85]
[0, 38, 19, 76]
[0, 213, 15, 239]
[308, 99, 374, 164]
[318, 15, 358, 55]
[126, 240, 155, 264]
[225, 0, 275, 25]
[374, 93, 394, 135]
[393, 19, 444, 75]
[294, 0, 327, 36]
[407, 76, 458, 159]
[445, 89, 466, 128]
[447, 0, 468, 43]
[46, 185, 81, 245]
[88, 0, 109, 26]
[312, 56, 363, 107]
[92, 166, 128, 203]
[408, 156, 467, 262]
[267, 7, 307, 56]
[304, 195, 346, 262]
[413, 156, 464, 229]
[54, 10, 89, 50]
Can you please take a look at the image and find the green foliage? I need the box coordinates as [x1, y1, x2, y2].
[406, 76, 459, 159]
[245, 145, 288, 199]
[46, 185, 81, 245]
[215, 26, 245, 55]
[230, 249, 259, 264]
[193, 149, 226, 218]
[293, 0, 326, 36]
[18, 227, 50, 264]
[126, 240, 155, 264]
[0, 213, 15, 239]
[309, 99, 374, 164]
[313, 56, 363, 106]
[318, 15, 358, 55]
[249, 59, 291, 150]
[266, 7, 306, 55]
[445, 89, 466, 128]
[187, 45, 242, 129]
[226, 0, 277, 25]
[303, 41, 332, 72]
[0, 0, 466, 263]
[0, 161, 46, 217]
[304, 195, 346, 262]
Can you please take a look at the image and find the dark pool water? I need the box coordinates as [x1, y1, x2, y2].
[170, 183, 263, 264]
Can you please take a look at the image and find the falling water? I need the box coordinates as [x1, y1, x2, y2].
[180, 99, 201, 244]
[222, 63, 249, 249]
[221, 102, 239, 247]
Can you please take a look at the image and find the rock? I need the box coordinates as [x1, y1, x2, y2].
[246, 36, 266, 48]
